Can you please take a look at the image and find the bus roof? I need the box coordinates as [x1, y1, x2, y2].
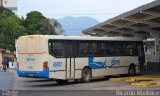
[19, 35, 143, 41]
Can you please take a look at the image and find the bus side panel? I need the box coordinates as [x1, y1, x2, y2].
[105, 56, 139, 75]
[92, 69, 107, 77]
[48, 56, 139, 79]
[87, 56, 139, 77]
[74, 56, 139, 79]
[48, 56, 66, 79]
[74, 58, 88, 79]
[50, 71, 66, 79]
[49, 57, 89, 79]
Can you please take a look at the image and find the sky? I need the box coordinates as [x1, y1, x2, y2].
[17, 0, 155, 22]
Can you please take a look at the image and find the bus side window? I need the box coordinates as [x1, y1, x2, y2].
[107, 42, 116, 56]
[48, 40, 65, 58]
[79, 41, 93, 57]
[48, 42, 52, 48]
[121, 43, 128, 56]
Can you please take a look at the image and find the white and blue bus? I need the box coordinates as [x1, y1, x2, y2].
[16, 35, 145, 83]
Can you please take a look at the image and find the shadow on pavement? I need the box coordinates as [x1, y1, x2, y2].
[27, 77, 111, 87]
[23, 79, 54, 82]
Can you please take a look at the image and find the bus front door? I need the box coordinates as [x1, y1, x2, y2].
[65, 45, 75, 80]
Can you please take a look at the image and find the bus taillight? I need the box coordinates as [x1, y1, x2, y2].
[43, 61, 48, 69]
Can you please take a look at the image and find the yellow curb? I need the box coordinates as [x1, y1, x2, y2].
[110, 77, 160, 82]
[110, 77, 160, 86]
[109, 77, 137, 81]
[125, 78, 136, 82]
[131, 83, 141, 86]
[109, 78, 127, 81]
[133, 77, 160, 81]
[131, 82, 150, 86]
[131, 81, 160, 86]
[156, 82, 160, 85]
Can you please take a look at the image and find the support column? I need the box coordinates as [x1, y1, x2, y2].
[155, 36, 160, 62]
[150, 33, 160, 63]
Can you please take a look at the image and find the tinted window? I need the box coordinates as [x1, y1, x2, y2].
[48, 40, 65, 58]
[49, 40, 141, 58]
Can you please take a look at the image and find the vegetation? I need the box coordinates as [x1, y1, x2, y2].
[0, 7, 63, 51]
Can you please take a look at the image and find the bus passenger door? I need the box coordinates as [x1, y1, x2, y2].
[138, 43, 145, 71]
[65, 44, 75, 79]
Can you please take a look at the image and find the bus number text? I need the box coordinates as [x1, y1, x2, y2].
[53, 62, 62, 67]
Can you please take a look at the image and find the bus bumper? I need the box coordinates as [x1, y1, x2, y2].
[16, 68, 49, 78]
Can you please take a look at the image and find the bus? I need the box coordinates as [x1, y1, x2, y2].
[16, 35, 145, 83]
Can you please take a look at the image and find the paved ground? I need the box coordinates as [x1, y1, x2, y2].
[0, 69, 14, 90]
[12, 71, 160, 90]
[1, 69, 160, 96]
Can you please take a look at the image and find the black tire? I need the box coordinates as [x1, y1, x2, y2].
[128, 65, 136, 76]
[81, 68, 91, 83]
[55, 79, 68, 84]
[104, 76, 110, 80]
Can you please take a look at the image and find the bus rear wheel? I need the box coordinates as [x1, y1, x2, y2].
[128, 65, 136, 76]
[55, 79, 68, 84]
[81, 68, 91, 83]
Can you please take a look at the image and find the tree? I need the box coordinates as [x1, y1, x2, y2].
[0, 7, 27, 51]
[23, 11, 57, 35]
[0, 8, 64, 51]
[0, 6, 14, 16]
[49, 19, 65, 34]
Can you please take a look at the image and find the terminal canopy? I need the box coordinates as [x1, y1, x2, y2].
[83, 0, 160, 39]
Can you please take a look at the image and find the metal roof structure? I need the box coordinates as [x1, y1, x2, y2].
[83, 0, 160, 39]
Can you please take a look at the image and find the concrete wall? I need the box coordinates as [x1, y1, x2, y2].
[3, 0, 17, 8]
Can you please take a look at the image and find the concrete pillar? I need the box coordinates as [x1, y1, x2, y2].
[150, 33, 160, 62]
[155, 36, 160, 62]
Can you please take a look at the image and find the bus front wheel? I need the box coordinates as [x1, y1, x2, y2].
[81, 68, 91, 83]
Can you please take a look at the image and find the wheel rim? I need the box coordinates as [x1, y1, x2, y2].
[84, 70, 90, 81]
[130, 68, 135, 75]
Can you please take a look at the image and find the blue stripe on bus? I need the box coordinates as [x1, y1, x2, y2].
[88, 57, 120, 69]
[88, 57, 106, 69]
[16, 68, 49, 78]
